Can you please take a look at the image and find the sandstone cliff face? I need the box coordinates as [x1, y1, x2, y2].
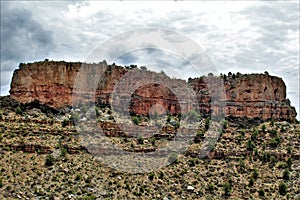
[189, 74, 296, 120]
[10, 61, 297, 121]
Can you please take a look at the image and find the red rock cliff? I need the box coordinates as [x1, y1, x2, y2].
[9, 61, 297, 121]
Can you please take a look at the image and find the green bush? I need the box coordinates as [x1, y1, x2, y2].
[252, 168, 259, 179]
[282, 169, 290, 180]
[270, 129, 277, 137]
[75, 174, 82, 181]
[189, 157, 199, 167]
[196, 130, 205, 137]
[269, 137, 281, 148]
[137, 135, 144, 144]
[150, 137, 156, 146]
[60, 148, 67, 157]
[248, 177, 254, 186]
[132, 116, 140, 125]
[278, 182, 287, 195]
[258, 189, 265, 197]
[239, 159, 245, 171]
[286, 157, 292, 170]
[207, 183, 215, 193]
[148, 172, 155, 181]
[45, 154, 55, 166]
[205, 117, 211, 130]
[158, 171, 164, 179]
[247, 140, 255, 151]
[62, 118, 69, 127]
[251, 129, 258, 140]
[262, 151, 269, 163]
[15, 106, 22, 115]
[223, 182, 231, 196]
[287, 146, 292, 154]
[261, 124, 266, 133]
[269, 155, 276, 168]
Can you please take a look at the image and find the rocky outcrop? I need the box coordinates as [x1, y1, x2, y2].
[189, 74, 296, 121]
[9, 61, 297, 121]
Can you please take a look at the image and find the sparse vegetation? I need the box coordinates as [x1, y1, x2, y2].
[45, 154, 55, 166]
[15, 106, 22, 115]
[279, 182, 287, 195]
[0, 96, 299, 199]
[132, 116, 140, 125]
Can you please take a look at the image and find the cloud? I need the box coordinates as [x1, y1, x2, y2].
[0, 2, 55, 94]
[1, 3, 54, 62]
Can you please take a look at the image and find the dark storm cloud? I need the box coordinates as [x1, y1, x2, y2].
[1, 2, 55, 94]
[1, 3, 55, 68]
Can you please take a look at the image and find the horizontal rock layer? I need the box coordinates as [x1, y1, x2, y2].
[10, 61, 297, 121]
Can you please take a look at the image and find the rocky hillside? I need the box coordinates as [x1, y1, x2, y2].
[0, 96, 299, 199]
[10, 61, 297, 121]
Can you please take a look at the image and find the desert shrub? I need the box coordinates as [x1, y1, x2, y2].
[282, 169, 290, 180]
[150, 137, 156, 146]
[95, 106, 100, 116]
[205, 117, 211, 130]
[269, 156, 276, 167]
[248, 177, 254, 186]
[278, 162, 288, 169]
[82, 104, 88, 113]
[262, 151, 269, 163]
[252, 168, 259, 179]
[287, 146, 292, 154]
[62, 118, 69, 127]
[60, 147, 67, 157]
[269, 137, 281, 148]
[286, 157, 292, 170]
[270, 129, 277, 137]
[131, 142, 135, 148]
[137, 135, 144, 144]
[70, 113, 80, 124]
[189, 157, 199, 167]
[251, 129, 258, 140]
[207, 183, 215, 193]
[247, 140, 255, 151]
[75, 174, 82, 181]
[239, 131, 245, 139]
[148, 172, 155, 181]
[158, 171, 164, 179]
[197, 130, 205, 137]
[261, 124, 266, 133]
[15, 106, 22, 115]
[258, 189, 265, 197]
[278, 182, 287, 195]
[222, 120, 228, 129]
[132, 116, 140, 125]
[254, 148, 259, 157]
[223, 182, 232, 196]
[239, 159, 246, 171]
[45, 154, 55, 166]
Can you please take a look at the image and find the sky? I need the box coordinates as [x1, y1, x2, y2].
[0, 1, 299, 119]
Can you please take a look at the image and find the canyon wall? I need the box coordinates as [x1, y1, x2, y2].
[9, 61, 297, 121]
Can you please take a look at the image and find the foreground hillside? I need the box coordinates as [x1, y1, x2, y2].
[0, 96, 299, 199]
